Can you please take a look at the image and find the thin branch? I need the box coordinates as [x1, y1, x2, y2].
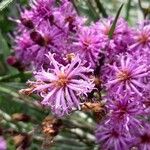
[125, 0, 131, 20]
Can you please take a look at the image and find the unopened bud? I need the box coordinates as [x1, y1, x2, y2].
[20, 18, 34, 29]
[48, 15, 54, 25]
[7, 55, 24, 71]
[30, 31, 45, 46]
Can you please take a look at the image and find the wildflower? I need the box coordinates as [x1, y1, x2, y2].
[57, 0, 84, 32]
[96, 122, 132, 150]
[74, 27, 101, 68]
[30, 0, 55, 20]
[129, 22, 150, 52]
[28, 53, 94, 116]
[15, 23, 64, 69]
[133, 123, 150, 150]
[93, 18, 133, 58]
[107, 94, 143, 130]
[13, 0, 83, 70]
[105, 53, 149, 96]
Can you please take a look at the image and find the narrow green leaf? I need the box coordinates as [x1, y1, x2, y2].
[108, 4, 124, 39]
[0, 31, 10, 59]
[0, 71, 32, 82]
[0, 0, 14, 11]
[94, 0, 108, 18]
[86, 0, 100, 21]
[125, 0, 131, 21]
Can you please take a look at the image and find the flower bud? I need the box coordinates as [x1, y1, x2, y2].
[7, 55, 25, 71]
[30, 31, 45, 46]
[20, 18, 34, 29]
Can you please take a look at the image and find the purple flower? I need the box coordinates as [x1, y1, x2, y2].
[14, 22, 65, 69]
[0, 136, 7, 150]
[93, 18, 133, 58]
[129, 21, 150, 52]
[13, 0, 85, 70]
[73, 27, 101, 68]
[107, 94, 143, 130]
[105, 53, 149, 96]
[96, 123, 132, 150]
[56, 0, 84, 33]
[133, 123, 150, 150]
[30, 0, 55, 20]
[17, 9, 34, 31]
[14, 32, 34, 67]
[29, 53, 94, 116]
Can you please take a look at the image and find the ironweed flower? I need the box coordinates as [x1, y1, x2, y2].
[93, 18, 133, 59]
[56, 0, 84, 33]
[105, 53, 149, 96]
[129, 21, 150, 52]
[133, 123, 150, 150]
[13, 0, 84, 70]
[28, 53, 94, 116]
[12, 1, 150, 149]
[96, 122, 132, 150]
[73, 27, 101, 68]
[107, 94, 143, 130]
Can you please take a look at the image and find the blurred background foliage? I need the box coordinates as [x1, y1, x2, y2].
[0, 0, 149, 149]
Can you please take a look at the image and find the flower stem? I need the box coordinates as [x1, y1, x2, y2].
[0, 71, 32, 82]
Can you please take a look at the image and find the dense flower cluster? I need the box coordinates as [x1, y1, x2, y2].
[12, 0, 150, 149]
[96, 21, 150, 150]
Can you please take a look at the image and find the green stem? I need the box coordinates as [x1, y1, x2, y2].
[0, 71, 32, 82]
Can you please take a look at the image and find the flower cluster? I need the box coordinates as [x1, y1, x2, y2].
[96, 21, 150, 150]
[12, 0, 150, 149]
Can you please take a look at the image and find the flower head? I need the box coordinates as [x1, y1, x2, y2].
[93, 18, 133, 59]
[105, 53, 149, 96]
[96, 123, 132, 150]
[57, 0, 84, 32]
[28, 53, 94, 116]
[129, 21, 150, 52]
[30, 0, 55, 20]
[73, 27, 101, 68]
[133, 123, 150, 150]
[13, 0, 84, 70]
[107, 94, 143, 130]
